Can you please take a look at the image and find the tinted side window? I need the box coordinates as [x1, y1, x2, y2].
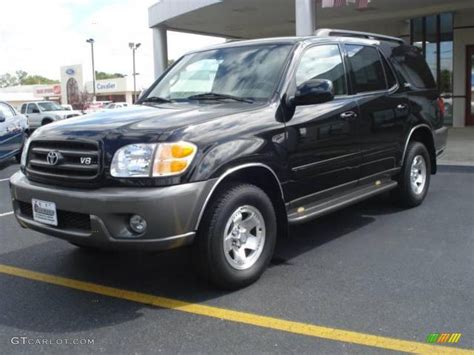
[390, 46, 436, 89]
[27, 104, 36, 114]
[346, 44, 386, 93]
[21, 104, 26, 114]
[381, 53, 397, 88]
[296, 44, 347, 95]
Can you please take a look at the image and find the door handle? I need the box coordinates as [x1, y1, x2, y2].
[340, 111, 357, 120]
[396, 104, 408, 111]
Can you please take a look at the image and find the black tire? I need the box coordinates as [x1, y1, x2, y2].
[193, 183, 277, 290]
[42, 118, 53, 126]
[393, 142, 431, 207]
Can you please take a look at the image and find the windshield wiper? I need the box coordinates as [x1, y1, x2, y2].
[187, 92, 254, 103]
[141, 96, 173, 103]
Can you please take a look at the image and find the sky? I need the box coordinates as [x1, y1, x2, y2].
[0, 0, 225, 88]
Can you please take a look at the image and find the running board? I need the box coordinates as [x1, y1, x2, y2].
[287, 180, 398, 225]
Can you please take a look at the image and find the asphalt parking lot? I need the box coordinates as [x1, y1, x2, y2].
[0, 159, 472, 354]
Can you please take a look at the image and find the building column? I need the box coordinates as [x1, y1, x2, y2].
[152, 26, 168, 79]
[295, 0, 317, 36]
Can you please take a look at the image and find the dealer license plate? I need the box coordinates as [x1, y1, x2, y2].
[32, 199, 58, 226]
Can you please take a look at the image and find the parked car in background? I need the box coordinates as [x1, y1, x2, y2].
[84, 101, 112, 114]
[103, 102, 129, 110]
[0, 101, 28, 164]
[21, 101, 81, 129]
[61, 104, 74, 111]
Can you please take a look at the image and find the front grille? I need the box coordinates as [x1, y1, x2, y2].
[26, 140, 101, 184]
[18, 201, 91, 232]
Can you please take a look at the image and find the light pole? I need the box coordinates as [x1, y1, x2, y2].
[86, 38, 96, 101]
[129, 42, 141, 103]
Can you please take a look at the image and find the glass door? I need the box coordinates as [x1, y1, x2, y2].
[467, 46, 474, 126]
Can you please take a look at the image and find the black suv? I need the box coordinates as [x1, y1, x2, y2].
[10, 29, 448, 289]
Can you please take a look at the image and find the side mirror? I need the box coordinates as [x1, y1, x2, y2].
[293, 79, 335, 106]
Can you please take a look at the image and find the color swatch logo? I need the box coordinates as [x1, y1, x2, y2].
[426, 333, 462, 344]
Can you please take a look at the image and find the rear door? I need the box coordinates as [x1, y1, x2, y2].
[26, 103, 42, 128]
[344, 44, 408, 179]
[286, 43, 361, 201]
[0, 102, 20, 159]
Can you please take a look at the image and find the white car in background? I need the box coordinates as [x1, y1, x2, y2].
[21, 101, 82, 129]
[61, 104, 74, 111]
[83, 101, 112, 114]
[103, 102, 129, 110]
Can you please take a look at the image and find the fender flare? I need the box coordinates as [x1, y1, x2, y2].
[194, 163, 284, 230]
[400, 124, 435, 166]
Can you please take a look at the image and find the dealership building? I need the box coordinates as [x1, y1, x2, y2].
[0, 65, 139, 110]
[148, 0, 474, 127]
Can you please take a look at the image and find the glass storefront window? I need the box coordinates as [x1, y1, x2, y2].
[410, 13, 453, 125]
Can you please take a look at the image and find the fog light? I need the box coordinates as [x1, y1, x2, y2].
[129, 215, 147, 234]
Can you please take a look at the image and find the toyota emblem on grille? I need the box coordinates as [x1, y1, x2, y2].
[46, 151, 61, 165]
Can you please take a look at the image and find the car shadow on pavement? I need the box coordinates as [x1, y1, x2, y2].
[0, 158, 18, 172]
[271, 193, 404, 266]
[0, 194, 403, 334]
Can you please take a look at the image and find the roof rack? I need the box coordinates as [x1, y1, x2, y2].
[314, 28, 405, 44]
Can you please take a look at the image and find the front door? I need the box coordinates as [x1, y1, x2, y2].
[466, 46, 474, 126]
[286, 44, 360, 202]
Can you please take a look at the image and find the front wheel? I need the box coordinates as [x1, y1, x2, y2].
[393, 142, 431, 207]
[193, 183, 277, 290]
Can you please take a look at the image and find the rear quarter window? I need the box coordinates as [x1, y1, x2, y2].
[390, 45, 436, 89]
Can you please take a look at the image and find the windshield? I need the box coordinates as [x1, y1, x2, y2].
[38, 102, 63, 112]
[144, 44, 294, 102]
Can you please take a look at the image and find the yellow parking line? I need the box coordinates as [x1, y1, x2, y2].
[0, 264, 472, 355]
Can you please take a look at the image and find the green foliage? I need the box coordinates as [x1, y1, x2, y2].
[95, 71, 125, 80]
[22, 75, 59, 85]
[439, 69, 452, 93]
[0, 70, 59, 87]
[0, 73, 19, 88]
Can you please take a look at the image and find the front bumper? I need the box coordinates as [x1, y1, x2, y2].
[9, 172, 216, 251]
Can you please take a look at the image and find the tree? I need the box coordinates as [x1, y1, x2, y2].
[0, 71, 59, 87]
[21, 75, 59, 85]
[0, 73, 19, 88]
[95, 71, 125, 80]
[16, 70, 28, 83]
[439, 69, 452, 94]
[75, 90, 93, 111]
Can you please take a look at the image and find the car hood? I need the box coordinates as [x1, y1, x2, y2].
[33, 103, 265, 142]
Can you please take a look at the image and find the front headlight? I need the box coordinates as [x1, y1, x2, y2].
[110, 142, 197, 178]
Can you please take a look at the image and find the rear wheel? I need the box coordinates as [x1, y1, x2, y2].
[393, 142, 431, 207]
[193, 183, 277, 290]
